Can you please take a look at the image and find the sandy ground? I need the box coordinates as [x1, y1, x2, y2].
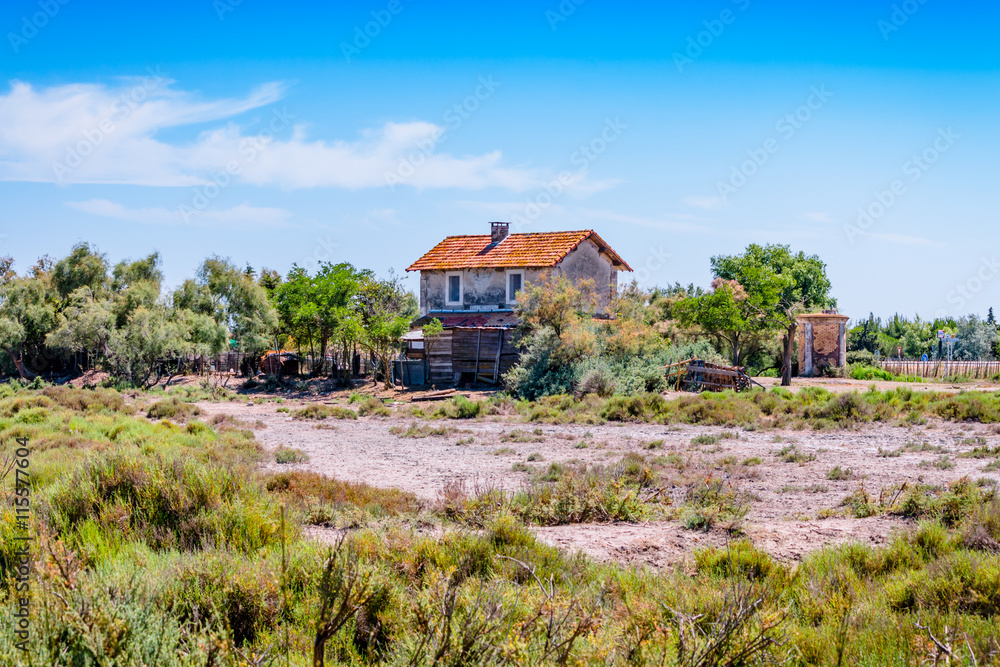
[196, 394, 1000, 567]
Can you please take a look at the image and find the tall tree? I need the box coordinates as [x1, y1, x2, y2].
[674, 278, 770, 367]
[710, 244, 834, 386]
[356, 271, 416, 389]
[187, 256, 279, 375]
[0, 273, 58, 379]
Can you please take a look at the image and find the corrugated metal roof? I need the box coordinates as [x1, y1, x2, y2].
[414, 311, 520, 328]
[406, 230, 632, 272]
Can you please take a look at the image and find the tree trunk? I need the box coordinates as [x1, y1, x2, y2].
[5, 347, 37, 380]
[781, 323, 796, 387]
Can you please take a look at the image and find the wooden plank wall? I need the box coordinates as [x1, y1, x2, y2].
[427, 331, 454, 384]
[451, 328, 519, 379]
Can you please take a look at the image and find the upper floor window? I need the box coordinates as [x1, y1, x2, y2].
[446, 272, 463, 305]
[506, 270, 524, 305]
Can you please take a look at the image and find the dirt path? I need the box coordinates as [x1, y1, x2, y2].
[199, 399, 1000, 564]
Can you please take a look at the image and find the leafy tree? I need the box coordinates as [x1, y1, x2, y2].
[847, 313, 880, 354]
[356, 271, 417, 389]
[710, 244, 834, 386]
[899, 318, 935, 358]
[517, 273, 597, 338]
[0, 271, 58, 379]
[273, 263, 367, 381]
[0, 256, 15, 285]
[51, 242, 109, 302]
[954, 315, 998, 360]
[421, 317, 444, 384]
[193, 256, 279, 375]
[674, 278, 769, 366]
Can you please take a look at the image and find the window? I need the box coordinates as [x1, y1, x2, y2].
[506, 270, 524, 304]
[446, 273, 463, 305]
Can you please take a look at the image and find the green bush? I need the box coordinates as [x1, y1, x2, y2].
[293, 404, 358, 420]
[146, 397, 203, 421]
[850, 364, 895, 381]
[47, 450, 282, 553]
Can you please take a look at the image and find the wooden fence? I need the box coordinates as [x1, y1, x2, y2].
[878, 359, 1000, 380]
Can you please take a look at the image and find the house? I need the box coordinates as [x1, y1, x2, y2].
[404, 222, 632, 385]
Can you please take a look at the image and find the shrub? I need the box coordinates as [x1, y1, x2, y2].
[274, 446, 309, 464]
[48, 450, 281, 553]
[265, 470, 421, 522]
[42, 386, 133, 414]
[826, 466, 855, 481]
[850, 365, 895, 381]
[294, 404, 358, 420]
[357, 397, 390, 417]
[575, 366, 616, 399]
[695, 540, 780, 581]
[433, 395, 482, 419]
[146, 398, 203, 421]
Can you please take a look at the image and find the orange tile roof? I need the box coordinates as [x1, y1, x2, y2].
[406, 230, 632, 272]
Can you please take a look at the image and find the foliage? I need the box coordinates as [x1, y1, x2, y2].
[4, 385, 1000, 665]
[505, 276, 722, 400]
[709, 244, 834, 385]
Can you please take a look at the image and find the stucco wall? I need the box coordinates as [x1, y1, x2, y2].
[417, 239, 620, 314]
[551, 239, 617, 312]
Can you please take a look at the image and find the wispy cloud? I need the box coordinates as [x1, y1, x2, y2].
[0, 80, 565, 192]
[66, 199, 293, 227]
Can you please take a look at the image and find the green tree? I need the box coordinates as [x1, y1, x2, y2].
[710, 244, 834, 386]
[51, 242, 109, 302]
[356, 271, 416, 389]
[273, 263, 367, 380]
[194, 257, 279, 375]
[0, 263, 58, 379]
[674, 278, 769, 367]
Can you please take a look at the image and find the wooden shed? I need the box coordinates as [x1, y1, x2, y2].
[411, 312, 519, 386]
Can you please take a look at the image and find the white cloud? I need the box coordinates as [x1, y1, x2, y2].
[0, 79, 571, 192]
[66, 199, 293, 228]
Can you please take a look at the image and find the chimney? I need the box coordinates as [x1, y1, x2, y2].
[490, 221, 510, 244]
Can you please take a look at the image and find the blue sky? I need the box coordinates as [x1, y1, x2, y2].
[1, 0, 998, 320]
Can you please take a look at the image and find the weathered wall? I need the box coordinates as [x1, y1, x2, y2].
[417, 239, 620, 314]
[551, 239, 617, 312]
[419, 269, 509, 314]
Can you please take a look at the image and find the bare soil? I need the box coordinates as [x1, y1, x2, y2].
[197, 389, 1000, 568]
